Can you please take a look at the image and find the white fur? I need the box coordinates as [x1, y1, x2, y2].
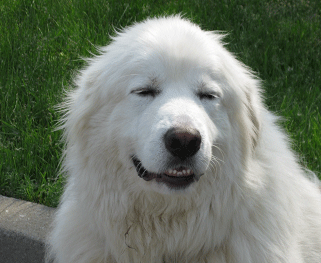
[47, 16, 321, 263]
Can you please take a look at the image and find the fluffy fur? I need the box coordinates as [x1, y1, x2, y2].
[47, 16, 321, 263]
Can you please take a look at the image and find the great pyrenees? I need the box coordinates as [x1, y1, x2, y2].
[47, 16, 321, 263]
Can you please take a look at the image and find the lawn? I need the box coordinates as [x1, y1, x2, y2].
[1, 0, 320, 207]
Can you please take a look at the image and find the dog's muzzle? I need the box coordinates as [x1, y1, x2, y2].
[132, 127, 202, 189]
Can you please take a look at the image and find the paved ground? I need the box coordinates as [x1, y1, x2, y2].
[0, 195, 56, 263]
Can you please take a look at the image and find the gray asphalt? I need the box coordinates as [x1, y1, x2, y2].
[0, 195, 55, 263]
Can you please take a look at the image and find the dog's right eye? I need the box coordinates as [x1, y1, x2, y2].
[131, 88, 160, 97]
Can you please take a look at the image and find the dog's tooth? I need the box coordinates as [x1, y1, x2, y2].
[168, 169, 173, 174]
[187, 169, 191, 175]
[177, 172, 182, 176]
[173, 170, 177, 175]
[182, 170, 186, 175]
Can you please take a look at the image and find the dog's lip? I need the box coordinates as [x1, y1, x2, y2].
[131, 156, 197, 189]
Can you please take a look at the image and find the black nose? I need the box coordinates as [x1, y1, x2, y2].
[164, 127, 201, 159]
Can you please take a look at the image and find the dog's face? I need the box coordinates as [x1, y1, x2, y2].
[67, 17, 260, 194]
[112, 18, 241, 194]
[126, 66, 227, 192]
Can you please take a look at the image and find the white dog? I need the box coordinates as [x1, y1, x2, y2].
[47, 16, 321, 263]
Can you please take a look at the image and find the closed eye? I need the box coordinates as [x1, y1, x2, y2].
[197, 92, 219, 100]
[131, 87, 160, 97]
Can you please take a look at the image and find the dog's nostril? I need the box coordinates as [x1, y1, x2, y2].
[164, 127, 201, 159]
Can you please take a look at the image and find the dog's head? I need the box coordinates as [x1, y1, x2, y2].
[62, 16, 262, 194]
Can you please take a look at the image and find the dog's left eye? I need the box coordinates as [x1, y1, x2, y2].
[198, 92, 219, 100]
[131, 88, 160, 97]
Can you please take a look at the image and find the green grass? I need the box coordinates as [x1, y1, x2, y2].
[1, 0, 320, 207]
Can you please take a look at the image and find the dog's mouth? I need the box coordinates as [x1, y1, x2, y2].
[132, 157, 197, 189]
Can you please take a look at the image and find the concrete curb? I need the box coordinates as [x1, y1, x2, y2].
[0, 195, 56, 263]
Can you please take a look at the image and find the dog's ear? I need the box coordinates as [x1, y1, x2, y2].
[58, 79, 102, 149]
[211, 33, 262, 153]
[244, 88, 261, 150]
